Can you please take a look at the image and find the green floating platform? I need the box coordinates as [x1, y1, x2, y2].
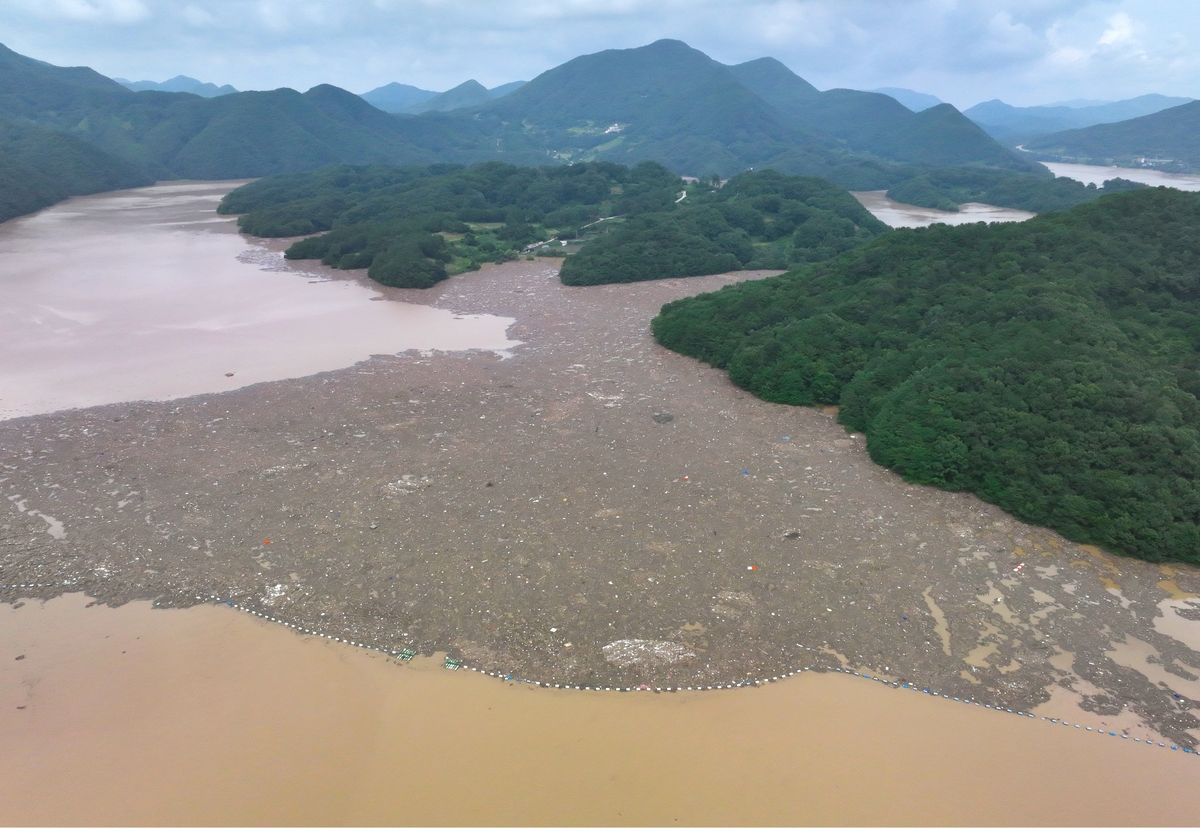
[397, 648, 416, 661]
[444, 657, 462, 670]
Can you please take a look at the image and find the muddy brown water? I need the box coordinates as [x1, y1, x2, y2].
[851, 191, 1036, 228]
[3, 180, 1200, 823]
[2, 594, 1198, 827]
[1040, 162, 1200, 191]
[0, 182, 517, 420]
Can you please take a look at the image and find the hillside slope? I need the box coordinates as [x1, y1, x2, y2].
[729, 57, 1033, 171]
[1022, 101, 1200, 172]
[0, 117, 152, 222]
[0, 43, 449, 179]
[966, 94, 1194, 142]
[359, 82, 437, 113]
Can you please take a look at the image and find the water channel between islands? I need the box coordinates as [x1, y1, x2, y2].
[1, 180, 1199, 824]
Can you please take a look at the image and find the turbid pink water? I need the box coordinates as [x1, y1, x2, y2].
[0, 182, 517, 420]
[851, 191, 1036, 228]
[1, 594, 1197, 826]
[1041, 162, 1200, 191]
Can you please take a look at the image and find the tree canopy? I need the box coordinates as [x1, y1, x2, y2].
[653, 187, 1200, 564]
[222, 162, 888, 289]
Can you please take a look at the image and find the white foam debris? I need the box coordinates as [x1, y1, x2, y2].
[602, 639, 696, 668]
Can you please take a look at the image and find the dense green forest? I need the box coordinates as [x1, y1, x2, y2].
[0, 118, 151, 223]
[559, 169, 887, 284]
[221, 162, 887, 288]
[653, 188, 1200, 564]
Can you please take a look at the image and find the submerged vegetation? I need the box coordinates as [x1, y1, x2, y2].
[653, 188, 1200, 564]
[221, 162, 887, 289]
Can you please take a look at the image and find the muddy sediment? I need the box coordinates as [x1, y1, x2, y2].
[2, 244, 1199, 747]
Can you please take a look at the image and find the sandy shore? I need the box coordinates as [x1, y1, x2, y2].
[2, 249, 1198, 747]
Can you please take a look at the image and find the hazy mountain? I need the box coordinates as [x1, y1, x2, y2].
[477, 40, 845, 177]
[1021, 100, 1200, 172]
[487, 81, 526, 98]
[0, 38, 1070, 216]
[965, 94, 1194, 143]
[0, 43, 448, 179]
[402, 79, 527, 113]
[404, 79, 493, 113]
[1048, 98, 1112, 108]
[729, 57, 1032, 170]
[870, 87, 942, 111]
[115, 75, 237, 97]
[358, 82, 436, 112]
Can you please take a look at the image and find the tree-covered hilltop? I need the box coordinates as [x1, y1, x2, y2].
[221, 160, 682, 287]
[559, 169, 888, 285]
[652, 187, 1200, 564]
[221, 162, 888, 289]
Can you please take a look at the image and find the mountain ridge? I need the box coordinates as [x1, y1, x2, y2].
[1021, 100, 1200, 172]
[966, 94, 1194, 143]
[115, 75, 238, 97]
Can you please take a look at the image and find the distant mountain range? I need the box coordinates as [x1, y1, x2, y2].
[359, 79, 526, 113]
[965, 94, 1193, 143]
[1021, 100, 1200, 172]
[114, 75, 238, 97]
[0, 38, 1098, 221]
[358, 82, 437, 112]
[401, 79, 526, 113]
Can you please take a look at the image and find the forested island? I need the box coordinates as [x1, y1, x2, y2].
[220, 161, 888, 288]
[653, 187, 1200, 565]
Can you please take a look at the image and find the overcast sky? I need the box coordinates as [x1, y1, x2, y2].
[1, 0, 1195, 108]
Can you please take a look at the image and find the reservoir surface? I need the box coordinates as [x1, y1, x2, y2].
[1042, 162, 1200, 191]
[2, 181, 1199, 824]
[3, 594, 1198, 826]
[851, 191, 1035, 228]
[0, 182, 517, 420]
[854, 163, 1200, 231]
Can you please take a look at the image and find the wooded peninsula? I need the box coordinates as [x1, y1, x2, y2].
[653, 187, 1200, 565]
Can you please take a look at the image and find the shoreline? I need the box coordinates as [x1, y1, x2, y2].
[3, 247, 1198, 748]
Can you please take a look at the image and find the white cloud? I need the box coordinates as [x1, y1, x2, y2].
[1098, 11, 1133, 46]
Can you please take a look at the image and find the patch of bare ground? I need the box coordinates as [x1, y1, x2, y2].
[3, 256, 1198, 747]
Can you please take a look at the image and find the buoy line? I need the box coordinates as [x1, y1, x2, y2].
[2, 583, 1194, 757]
[201, 594, 1199, 759]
